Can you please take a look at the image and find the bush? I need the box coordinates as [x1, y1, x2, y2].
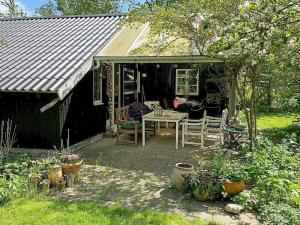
[184, 170, 224, 201]
[0, 152, 60, 205]
[0, 174, 30, 205]
[233, 136, 300, 225]
[258, 203, 300, 225]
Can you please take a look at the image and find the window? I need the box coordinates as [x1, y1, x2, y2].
[93, 67, 103, 106]
[175, 69, 199, 96]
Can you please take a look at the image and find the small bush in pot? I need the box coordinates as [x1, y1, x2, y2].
[60, 153, 83, 180]
[61, 154, 81, 164]
[210, 151, 247, 197]
[184, 169, 224, 201]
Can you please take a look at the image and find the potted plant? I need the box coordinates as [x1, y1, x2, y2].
[210, 152, 247, 197]
[184, 169, 224, 201]
[60, 153, 83, 180]
[56, 178, 66, 191]
[48, 164, 62, 186]
[223, 163, 247, 197]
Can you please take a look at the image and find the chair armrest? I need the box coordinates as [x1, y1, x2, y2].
[127, 120, 140, 124]
[183, 119, 205, 122]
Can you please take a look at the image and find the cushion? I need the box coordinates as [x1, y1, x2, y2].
[121, 123, 142, 129]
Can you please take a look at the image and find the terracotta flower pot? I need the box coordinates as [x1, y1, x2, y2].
[48, 165, 62, 185]
[224, 181, 245, 196]
[60, 160, 83, 179]
[56, 179, 66, 191]
[172, 163, 194, 192]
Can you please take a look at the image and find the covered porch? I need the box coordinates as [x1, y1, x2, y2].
[93, 24, 236, 137]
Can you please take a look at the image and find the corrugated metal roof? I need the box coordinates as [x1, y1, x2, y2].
[0, 14, 123, 98]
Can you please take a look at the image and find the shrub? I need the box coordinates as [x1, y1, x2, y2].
[258, 202, 300, 225]
[0, 152, 60, 205]
[184, 170, 224, 201]
[233, 136, 300, 225]
[0, 174, 31, 205]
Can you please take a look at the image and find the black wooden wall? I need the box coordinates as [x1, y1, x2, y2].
[0, 71, 107, 149]
[59, 71, 107, 146]
[0, 92, 60, 148]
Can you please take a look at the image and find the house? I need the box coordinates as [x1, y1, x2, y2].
[0, 14, 229, 149]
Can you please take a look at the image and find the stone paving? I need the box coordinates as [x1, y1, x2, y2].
[55, 130, 260, 225]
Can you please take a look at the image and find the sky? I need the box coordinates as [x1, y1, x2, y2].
[18, 0, 48, 15]
[0, 0, 144, 16]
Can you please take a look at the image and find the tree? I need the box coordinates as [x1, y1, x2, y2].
[35, 0, 121, 17]
[35, 0, 58, 17]
[0, 0, 26, 18]
[125, 0, 300, 145]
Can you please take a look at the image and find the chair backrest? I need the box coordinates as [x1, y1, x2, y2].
[221, 108, 228, 127]
[183, 110, 206, 133]
[204, 108, 228, 130]
[203, 110, 207, 118]
[163, 98, 172, 110]
[115, 106, 129, 124]
[144, 101, 160, 110]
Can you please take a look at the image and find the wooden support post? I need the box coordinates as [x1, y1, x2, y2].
[228, 75, 236, 119]
[104, 63, 116, 136]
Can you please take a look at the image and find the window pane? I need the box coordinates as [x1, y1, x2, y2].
[176, 69, 199, 95]
[93, 67, 102, 104]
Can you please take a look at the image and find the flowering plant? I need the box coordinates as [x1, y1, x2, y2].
[61, 153, 81, 164]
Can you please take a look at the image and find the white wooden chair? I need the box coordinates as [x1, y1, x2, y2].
[181, 111, 207, 148]
[144, 101, 160, 110]
[145, 100, 171, 129]
[204, 108, 228, 144]
[143, 101, 160, 135]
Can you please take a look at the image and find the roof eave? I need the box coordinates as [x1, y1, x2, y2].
[94, 55, 224, 63]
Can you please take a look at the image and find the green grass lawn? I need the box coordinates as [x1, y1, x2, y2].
[257, 113, 300, 142]
[257, 113, 299, 129]
[0, 199, 211, 225]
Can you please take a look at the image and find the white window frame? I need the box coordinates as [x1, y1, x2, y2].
[93, 66, 104, 106]
[175, 69, 199, 96]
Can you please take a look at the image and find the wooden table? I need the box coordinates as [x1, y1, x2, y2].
[142, 110, 189, 149]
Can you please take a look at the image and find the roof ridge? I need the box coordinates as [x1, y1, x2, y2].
[0, 13, 125, 21]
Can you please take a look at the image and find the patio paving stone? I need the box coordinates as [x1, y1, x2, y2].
[54, 130, 260, 225]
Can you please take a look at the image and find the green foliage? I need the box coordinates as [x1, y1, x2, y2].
[35, 0, 121, 17]
[0, 152, 60, 205]
[184, 169, 224, 201]
[0, 199, 210, 225]
[290, 181, 300, 206]
[233, 136, 300, 224]
[35, 0, 58, 16]
[0, 174, 30, 205]
[259, 202, 300, 225]
[0, 0, 26, 18]
[184, 151, 248, 201]
[126, 0, 300, 145]
[211, 151, 247, 182]
[257, 112, 300, 144]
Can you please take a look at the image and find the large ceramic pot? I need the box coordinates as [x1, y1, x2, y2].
[172, 163, 194, 192]
[60, 160, 83, 179]
[224, 181, 245, 196]
[48, 164, 62, 185]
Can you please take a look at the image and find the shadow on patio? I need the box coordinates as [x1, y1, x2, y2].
[54, 129, 259, 225]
